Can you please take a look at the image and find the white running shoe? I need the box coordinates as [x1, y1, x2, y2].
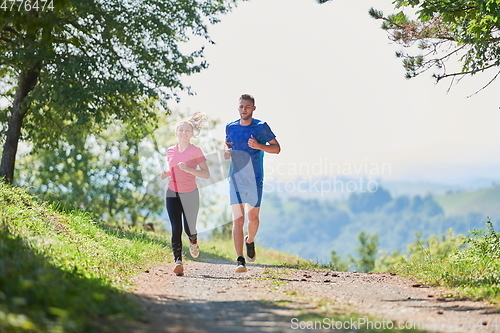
[173, 260, 184, 276]
[189, 243, 199, 258]
[235, 256, 247, 273]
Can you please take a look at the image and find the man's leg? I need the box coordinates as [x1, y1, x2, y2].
[243, 205, 259, 262]
[246, 206, 260, 244]
[231, 203, 245, 258]
[246, 183, 262, 244]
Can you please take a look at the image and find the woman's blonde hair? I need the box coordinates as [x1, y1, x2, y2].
[176, 112, 205, 138]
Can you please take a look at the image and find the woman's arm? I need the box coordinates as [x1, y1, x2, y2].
[177, 160, 210, 179]
[160, 170, 171, 179]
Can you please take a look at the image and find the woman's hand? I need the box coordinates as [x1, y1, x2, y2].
[178, 162, 190, 172]
[161, 170, 171, 179]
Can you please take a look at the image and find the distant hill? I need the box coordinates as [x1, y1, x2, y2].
[435, 186, 500, 218]
[379, 178, 499, 197]
[258, 183, 500, 264]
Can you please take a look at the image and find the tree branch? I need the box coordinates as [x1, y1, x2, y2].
[466, 69, 500, 98]
[436, 62, 499, 82]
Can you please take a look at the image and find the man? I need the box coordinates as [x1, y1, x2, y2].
[224, 94, 281, 272]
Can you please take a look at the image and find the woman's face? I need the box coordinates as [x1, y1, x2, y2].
[176, 123, 194, 142]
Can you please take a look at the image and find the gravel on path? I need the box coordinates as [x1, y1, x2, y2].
[124, 259, 500, 333]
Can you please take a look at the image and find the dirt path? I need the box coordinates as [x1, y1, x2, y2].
[125, 259, 499, 333]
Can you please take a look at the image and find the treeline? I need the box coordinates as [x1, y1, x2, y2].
[347, 186, 443, 216]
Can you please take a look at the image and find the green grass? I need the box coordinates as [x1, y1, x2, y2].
[2, 182, 498, 333]
[0, 183, 174, 332]
[0, 183, 318, 332]
[387, 221, 500, 307]
[201, 237, 320, 269]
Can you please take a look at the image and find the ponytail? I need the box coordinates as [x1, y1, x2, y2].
[176, 112, 206, 137]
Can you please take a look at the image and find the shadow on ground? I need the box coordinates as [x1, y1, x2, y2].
[123, 293, 312, 333]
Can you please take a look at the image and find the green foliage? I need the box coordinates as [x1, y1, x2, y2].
[330, 249, 349, 271]
[390, 219, 500, 304]
[376, 229, 465, 272]
[16, 120, 165, 228]
[15, 109, 225, 230]
[1, 0, 242, 182]
[366, 0, 500, 90]
[330, 231, 380, 273]
[336, 231, 382, 272]
[0, 182, 172, 332]
[447, 218, 500, 290]
[465, 217, 500, 259]
[351, 231, 379, 272]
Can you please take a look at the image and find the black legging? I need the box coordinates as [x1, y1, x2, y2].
[166, 188, 199, 261]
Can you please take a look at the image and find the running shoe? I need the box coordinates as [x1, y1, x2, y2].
[189, 243, 199, 258]
[235, 256, 247, 273]
[173, 260, 184, 276]
[244, 235, 256, 262]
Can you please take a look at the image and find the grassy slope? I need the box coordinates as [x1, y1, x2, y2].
[0, 184, 170, 332]
[4, 183, 497, 332]
[435, 186, 500, 218]
[0, 183, 312, 332]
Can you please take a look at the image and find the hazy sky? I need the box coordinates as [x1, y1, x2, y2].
[168, 0, 500, 183]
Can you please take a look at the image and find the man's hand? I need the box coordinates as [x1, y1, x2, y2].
[248, 135, 261, 150]
[224, 148, 232, 160]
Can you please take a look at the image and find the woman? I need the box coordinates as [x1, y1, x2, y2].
[161, 113, 209, 276]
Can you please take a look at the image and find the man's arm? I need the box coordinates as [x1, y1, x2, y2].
[224, 142, 232, 159]
[248, 136, 281, 154]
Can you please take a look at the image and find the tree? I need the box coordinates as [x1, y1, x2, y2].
[347, 187, 392, 213]
[0, 0, 240, 183]
[349, 231, 379, 273]
[317, 0, 500, 92]
[383, 195, 410, 214]
[17, 121, 165, 227]
[330, 249, 349, 271]
[369, 1, 500, 91]
[331, 231, 379, 272]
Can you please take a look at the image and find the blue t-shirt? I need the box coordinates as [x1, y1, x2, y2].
[226, 118, 276, 185]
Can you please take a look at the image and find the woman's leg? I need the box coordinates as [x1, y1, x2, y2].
[179, 189, 200, 243]
[166, 189, 183, 262]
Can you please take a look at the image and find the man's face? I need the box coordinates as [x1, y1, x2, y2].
[238, 99, 256, 121]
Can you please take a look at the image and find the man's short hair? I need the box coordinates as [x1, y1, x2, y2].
[239, 94, 255, 105]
